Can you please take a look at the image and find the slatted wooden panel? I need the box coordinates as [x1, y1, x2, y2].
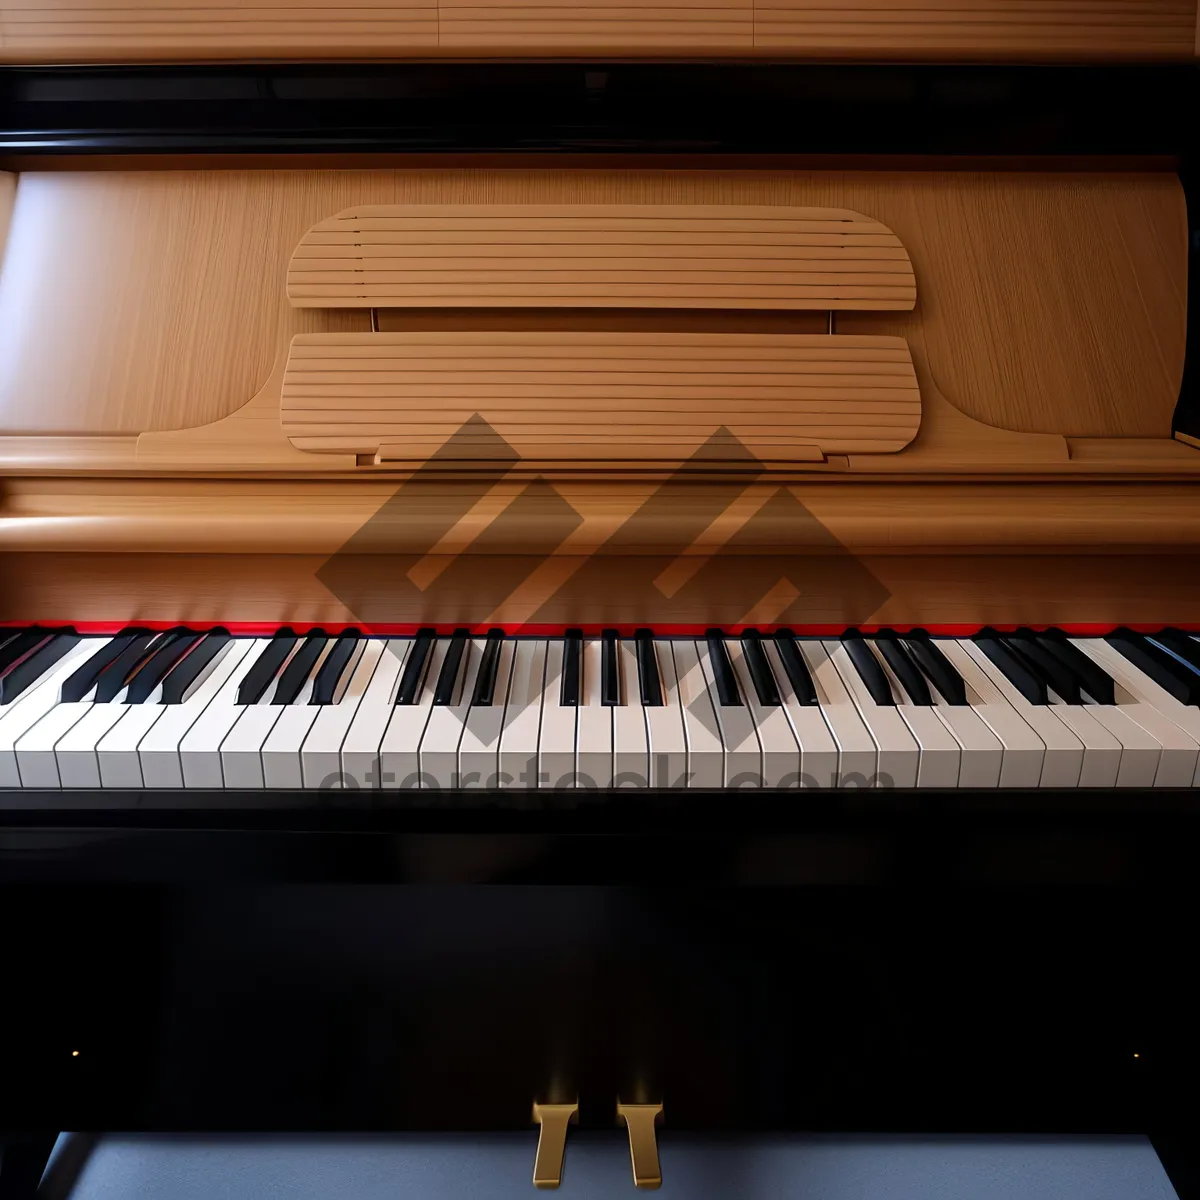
[0, 0, 438, 58]
[439, 0, 751, 48]
[286, 205, 917, 312]
[752, 0, 1197, 56]
[0, 0, 1193, 59]
[281, 331, 921, 466]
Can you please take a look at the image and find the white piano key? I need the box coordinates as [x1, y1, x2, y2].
[576, 637, 613, 789]
[16, 700, 97, 789]
[696, 638, 763, 787]
[420, 637, 481, 789]
[299, 638, 381, 790]
[1071, 638, 1200, 787]
[459, 637, 517, 789]
[499, 639, 548, 789]
[823, 640, 918, 788]
[380, 635, 448, 791]
[1, 638, 110, 789]
[97, 706, 166, 789]
[340, 639, 410, 789]
[727, 639, 798, 788]
[872, 649, 962, 788]
[179, 638, 271, 789]
[1073, 702, 1162, 788]
[762, 639, 838, 788]
[1025, 687, 1122, 789]
[642, 639, 687, 788]
[670, 640, 725, 790]
[261, 638, 343, 789]
[909, 641, 1003, 788]
[138, 639, 252, 788]
[959, 640, 1083, 788]
[54, 701, 134, 790]
[539, 638, 578, 789]
[219, 698, 286, 790]
[95, 639, 240, 789]
[612, 640, 650, 787]
[937, 641, 1044, 788]
[796, 640, 876, 785]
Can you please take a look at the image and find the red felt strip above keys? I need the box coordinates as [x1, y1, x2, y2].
[1, 620, 1198, 637]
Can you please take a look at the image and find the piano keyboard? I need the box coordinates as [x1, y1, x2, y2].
[2, 625, 1200, 796]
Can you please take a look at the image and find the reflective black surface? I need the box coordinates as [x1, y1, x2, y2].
[0, 886, 1195, 1140]
[0, 63, 1194, 157]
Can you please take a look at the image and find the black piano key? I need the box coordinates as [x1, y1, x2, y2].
[873, 633, 932, 706]
[94, 632, 177, 703]
[601, 629, 620, 706]
[705, 629, 742, 706]
[310, 630, 359, 705]
[1003, 631, 1082, 704]
[433, 628, 469, 706]
[634, 629, 663, 707]
[395, 628, 436, 706]
[272, 632, 328, 705]
[973, 629, 1047, 706]
[0, 628, 52, 676]
[237, 629, 298, 705]
[773, 630, 818, 706]
[124, 632, 204, 704]
[740, 630, 781, 706]
[840, 631, 894, 706]
[560, 629, 582, 706]
[0, 632, 80, 705]
[59, 630, 148, 703]
[1034, 630, 1115, 706]
[1152, 629, 1200, 674]
[901, 631, 968, 706]
[160, 630, 232, 705]
[1107, 628, 1200, 707]
[471, 629, 505, 706]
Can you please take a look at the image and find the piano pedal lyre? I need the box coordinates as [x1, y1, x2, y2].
[531, 1100, 578, 1189]
[617, 1100, 664, 1190]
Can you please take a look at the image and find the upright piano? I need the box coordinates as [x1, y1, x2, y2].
[1, 6, 1199, 1196]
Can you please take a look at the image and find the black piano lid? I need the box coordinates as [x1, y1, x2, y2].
[0, 62, 1195, 158]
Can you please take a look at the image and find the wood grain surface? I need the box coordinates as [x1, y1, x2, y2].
[754, 0, 1197, 56]
[6, 477, 1200, 553]
[0, 0, 1194, 60]
[0, 172, 14, 270]
[280, 331, 922, 463]
[288, 204, 917, 310]
[439, 0, 752, 48]
[0, 0, 437, 59]
[5, 551, 1200, 629]
[0, 170, 1185, 441]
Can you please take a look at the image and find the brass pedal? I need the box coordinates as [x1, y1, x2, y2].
[531, 1101, 578, 1189]
[617, 1100, 664, 1190]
